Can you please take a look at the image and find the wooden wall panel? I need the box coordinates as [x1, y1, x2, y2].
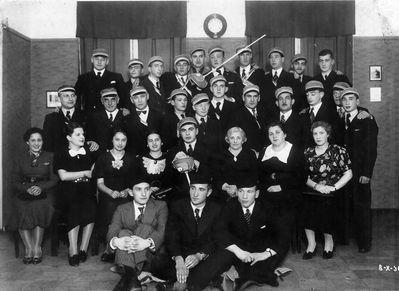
[2, 28, 31, 227]
[353, 37, 399, 208]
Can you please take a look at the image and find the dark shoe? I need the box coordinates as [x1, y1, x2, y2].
[322, 250, 334, 259]
[32, 257, 43, 264]
[359, 247, 370, 253]
[111, 264, 126, 275]
[68, 254, 80, 266]
[22, 257, 33, 264]
[78, 250, 87, 263]
[113, 275, 127, 291]
[125, 266, 142, 291]
[101, 251, 115, 262]
[302, 246, 317, 260]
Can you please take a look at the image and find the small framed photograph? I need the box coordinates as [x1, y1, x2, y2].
[369, 65, 382, 81]
[46, 91, 61, 108]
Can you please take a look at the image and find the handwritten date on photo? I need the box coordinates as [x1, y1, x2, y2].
[379, 264, 398, 272]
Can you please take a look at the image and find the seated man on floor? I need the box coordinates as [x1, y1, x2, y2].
[149, 171, 222, 289]
[187, 176, 291, 290]
[107, 176, 168, 291]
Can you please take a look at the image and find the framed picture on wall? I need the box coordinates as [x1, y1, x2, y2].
[369, 65, 382, 81]
[46, 91, 61, 108]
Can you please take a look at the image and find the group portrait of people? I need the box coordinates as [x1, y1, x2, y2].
[13, 43, 378, 291]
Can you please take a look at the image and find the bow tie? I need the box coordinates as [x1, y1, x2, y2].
[69, 147, 86, 157]
[137, 110, 147, 115]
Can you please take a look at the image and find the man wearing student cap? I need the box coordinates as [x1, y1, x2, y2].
[161, 54, 199, 100]
[299, 80, 339, 147]
[341, 87, 378, 253]
[160, 88, 192, 150]
[190, 48, 210, 75]
[205, 47, 243, 103]
[207, 74, 238, 133]
[122, 86, 163, 155]
[187, 175, 291, 290]
[141, 56, 167, 113]
[229, 85, 269, 152]
[192, 93, 222, 155]
[148, 170, 221, 289]
[290, 54, 312, 112]
[261, 47, 294, 115]
[43, 85, 88, 152]
[107, 174, 168, 291]
[75, 48, 127, 114]
[125, 58, 144, 96]
[166, 117, 210, 201]
[272, 86, 303, 148]
[234, 45, 265, 89]
[86, 87, 125, 152]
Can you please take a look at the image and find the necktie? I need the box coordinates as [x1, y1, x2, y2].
[181, 114, 186, 119]
[309, 107, 315, 123]
[281, 114, 286, 123]
[345, 113, 351, 129]
[215, 102, 222, 119]
[97, 71, 101, 78]
[273, 71, 278, 86]
[138, 110, 147, 115]
[200, 118, 206, 125]
[299, 75, 303, 83]
[156, 81, 160, 90]
[109, 113, 113, 122]
[180, 77, 185, 84]
[194, 208, 200, 223]
[323, 74, 327, 81]
[216, 68, 222, 75]
[137, 206, 145, 222]
[251, 108, 258, 119]
[66, 111, 71, 121]
[187, 144, 194, 156]
[241, 69, 246, 79]
[244, 209, 251, 224]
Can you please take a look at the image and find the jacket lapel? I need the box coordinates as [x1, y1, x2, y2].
[183, 201, 198, 236]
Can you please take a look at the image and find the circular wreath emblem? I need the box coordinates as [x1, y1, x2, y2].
[203, 13, 227, 39]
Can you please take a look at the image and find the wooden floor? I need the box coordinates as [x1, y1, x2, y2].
[1, 210, 398, 291]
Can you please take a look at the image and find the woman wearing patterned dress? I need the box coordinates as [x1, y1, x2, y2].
[137, 131, 170, 201]
[54, 122, 97, 266]
[14, 128, 57, 264]
[95, 129, 136, 262]
[215, 127, 258, 201]
[302, 121, 352, 260]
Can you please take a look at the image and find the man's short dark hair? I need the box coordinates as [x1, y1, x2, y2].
[318, 49, 334, 59]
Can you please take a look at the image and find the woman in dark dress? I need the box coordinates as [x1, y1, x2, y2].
[14, 128, 57, 264]
[95, 129, 136, 261]
[215, 127, 258, 201]
[137, 131, 170, 201]
[258, 122, 305, 211]
[302, 121, 352, 260]
[54, 122, 97, 266]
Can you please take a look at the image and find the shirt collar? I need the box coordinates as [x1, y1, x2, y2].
[211, 98, 224, 108]
[195, 114, 208, 123]
[311, 102, 323, 116]
[348, 109, 359, 122]
[62, 107, 75, 117]
[280, 109, 292, 120]
[272, 68, 283, 77]
[106, 108, 119, 117]
[148, 75, 159, 86]
[94, 68, 105, 77]
[185, 140, 197, 151]
[133, 201, 146, 219]
[190, 202, 206, 217]
[240, 64, 251, 74]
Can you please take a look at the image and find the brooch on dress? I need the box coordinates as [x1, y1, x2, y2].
[143, 157, 166, 174]
[112, 159, 124, 170]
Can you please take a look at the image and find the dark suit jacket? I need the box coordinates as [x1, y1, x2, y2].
[235, 66, 265, 88]
[344, 113, 378, 178]
[161, 72, 200, 100]
[208, 99, 238, 133]
[141, 75, 167, 113]
[196, 116, 223, 156]
[166, 199, 222, 258]
[205, 69, 244, 103]
[299, 102, 340, 148]
[122, 109, 163, 155]
[86, 109, 124, 152]
[261, 70, 295, 115]
[107, 199, 168, 263]
[75, 70, 127, 113]
[292, 74, 312, 113]
[160, 109, 188, 151]
[313, 71, 351, 110]
[228, 105, 269, 152]
[42, 109, 86, 153]
[214, 199, 290, 257]
[270, 111, 303, 149]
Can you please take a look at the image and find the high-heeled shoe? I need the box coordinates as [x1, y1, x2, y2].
[32, 257, 42, 264]
[68, 254, 80, 267]
[302, 246, 318, 260]
[323, 246, 335, 259]
[22, 257, 33, 264]
[78, 250, 88, 263]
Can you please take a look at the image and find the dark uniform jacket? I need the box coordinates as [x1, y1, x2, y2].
[42, 109, 86, 153]
[140, 75, 167, 114]
[205, 69, 244, 103]
[235, 66, 265, 88]
[195, 116, 223, 156]
[208, 99, 238, 134]
[291, 74, 312, 113]
[166, 199, 221, 258]
[122, 109, 163, 155]
[75, 70, 127, 113]
[86, 109, 124, 152]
